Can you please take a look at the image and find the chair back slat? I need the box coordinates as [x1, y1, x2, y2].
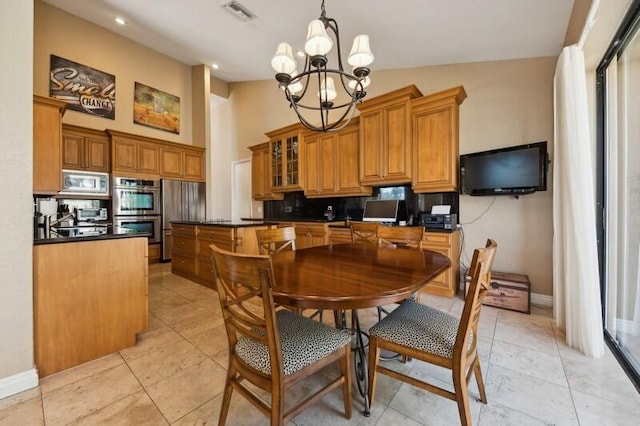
[210, 244, 283, 374]
[377, 225, 424, 249]
[350, 222, 379, 244]
[256, 227, 297, 255]
[455, 239, 497, 363]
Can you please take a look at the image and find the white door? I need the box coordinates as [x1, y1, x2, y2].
[231, 159, 252, 222]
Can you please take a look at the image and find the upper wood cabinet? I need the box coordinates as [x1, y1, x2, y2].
[160, 145, 205, 181]
[357, 85, 422, 185]
[249, 142, 283, 201]
[303, 119, 371, 198]
[62, 124, 110, 172]
[33, 95, 67, 194]
[108, 129, 204, 181]
[411, 86, 466, 193]
[266, 123, 304, 192]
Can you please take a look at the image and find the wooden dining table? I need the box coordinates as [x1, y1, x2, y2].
[270, 242, 451, 416]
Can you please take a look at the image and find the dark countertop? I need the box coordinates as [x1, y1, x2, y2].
[34, 227, 150, 245]
[171, 220, 277, 228]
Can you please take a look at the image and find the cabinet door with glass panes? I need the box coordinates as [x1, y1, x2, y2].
[266, 123, 305, 192]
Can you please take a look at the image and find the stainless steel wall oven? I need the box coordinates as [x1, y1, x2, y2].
[112, 177, 161, 243]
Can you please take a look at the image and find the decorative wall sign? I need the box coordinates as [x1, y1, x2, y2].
[133, 82, 180, 134]
[49, 55, 116, 119]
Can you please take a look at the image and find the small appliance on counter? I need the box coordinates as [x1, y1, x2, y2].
[75, 207, 108, 222]
[420, 205, 457, 230]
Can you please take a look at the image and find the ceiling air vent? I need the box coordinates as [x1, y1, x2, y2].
[222, 1, 257, 22]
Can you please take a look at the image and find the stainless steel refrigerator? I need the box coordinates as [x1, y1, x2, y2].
[161, 179, 206, 261]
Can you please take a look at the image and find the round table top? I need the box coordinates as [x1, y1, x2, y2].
[271, 243, 451, 310]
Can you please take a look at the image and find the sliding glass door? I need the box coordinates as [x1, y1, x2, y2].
[597, 0, 640, 389]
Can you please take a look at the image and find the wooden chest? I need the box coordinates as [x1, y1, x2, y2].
[465, 270, 530, 314]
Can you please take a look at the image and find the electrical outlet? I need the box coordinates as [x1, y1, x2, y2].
[285, 206, 292, 213]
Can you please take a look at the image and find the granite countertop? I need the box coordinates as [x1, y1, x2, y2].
[171, 220, 278, 228]
[34, 226, 150, 245]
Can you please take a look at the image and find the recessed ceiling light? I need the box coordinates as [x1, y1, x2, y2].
[296, 50, 305, 58]
[211, 63, 219, 70]
[115, 17, 126, 25]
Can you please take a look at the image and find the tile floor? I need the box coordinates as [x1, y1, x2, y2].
[1, 263, 639, 425]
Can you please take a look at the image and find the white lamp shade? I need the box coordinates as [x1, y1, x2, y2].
[305, 20, 333, 56]
[271, 42, 297, 74]
[319, 77, 337, 101]
[348, 35, 374, 67]
[348, 76, 371, 90]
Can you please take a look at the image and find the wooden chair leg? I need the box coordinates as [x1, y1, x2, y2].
[218, 369, 235, 426]
[473, 356, 487, 404]
[367, 336, 381, 407]
[270, 383, 285, 426]
[339, 345, 353, 419]
[453, 368, 472, 426]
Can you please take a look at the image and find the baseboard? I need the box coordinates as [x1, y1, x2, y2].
[531, 292, 553, 308]
[616, 318, 640, 337]
[0, 368, 39, 400]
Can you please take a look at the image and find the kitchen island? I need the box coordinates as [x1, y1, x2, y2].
[171, 221, 273, 288]
[33, 230, 149, 377]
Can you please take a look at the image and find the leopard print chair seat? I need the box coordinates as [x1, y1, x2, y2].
[236, 309, 351, 376]
[368, 300, 468, 358]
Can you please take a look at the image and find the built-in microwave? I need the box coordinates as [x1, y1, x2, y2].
[60, 170, 110, 196]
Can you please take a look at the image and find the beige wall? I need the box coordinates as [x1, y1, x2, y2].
[0, 0, 36, 391]
[34, 0, 194, 145]
[213, 57, 556, 296]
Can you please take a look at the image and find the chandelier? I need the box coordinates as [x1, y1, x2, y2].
[270, 0, 374, 132]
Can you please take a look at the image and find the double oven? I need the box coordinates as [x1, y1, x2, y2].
[112, 177, 161, 243]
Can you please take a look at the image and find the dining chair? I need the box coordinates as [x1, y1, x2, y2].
[349, 221, 379, 244]
[376, 225, 425, 248]
[210, 244, 352, 426]
[367, 239, 498, 426]
[256, 226, 296, 255]
[256, 226, 324, 321]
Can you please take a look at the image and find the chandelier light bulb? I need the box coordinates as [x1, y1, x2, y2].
[271, 42, 297, 74]
[348, 35, 374, 67]
[319, 77, 337, 101]
[305, 19, 333, 56]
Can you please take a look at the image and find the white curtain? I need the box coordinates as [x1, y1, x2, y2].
[553, 45, 605, 358]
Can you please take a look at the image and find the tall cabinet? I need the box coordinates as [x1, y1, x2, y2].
[33, 95, 67, 194]
[357, 85, 422, 185]
[411, 86, 467, 192]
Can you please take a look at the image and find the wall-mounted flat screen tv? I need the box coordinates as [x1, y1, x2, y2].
[460, 141, 548, 196]
[363, 199, 399, 223]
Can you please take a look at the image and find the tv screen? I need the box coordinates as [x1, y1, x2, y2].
[460, 141, 548, 196]
[363, 199, 399, 223]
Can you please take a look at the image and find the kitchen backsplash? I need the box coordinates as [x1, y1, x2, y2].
[263, 185, 459, 222]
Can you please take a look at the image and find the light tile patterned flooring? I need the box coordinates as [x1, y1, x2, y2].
[1, 263, 639, 425]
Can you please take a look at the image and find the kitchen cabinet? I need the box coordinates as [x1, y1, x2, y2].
[357, 85, 422, 185]
[328, 225, 353, 244]
[294, 222, 329, 249]
[33, 236, 148, 377]
[108, 129, 204, 180]
[249, 142, 283, 200]
[411, 86, 466, 192]
[33, 95, 67, 194]
[171, 223, 269, 289]
[160, 145, 205, 182]
[304, 119, 371, 198]
[266, 123, 305, 192]
[421, 230, 460, 298]
[62, 124, 110, 172]
[171, 223, 198, 278]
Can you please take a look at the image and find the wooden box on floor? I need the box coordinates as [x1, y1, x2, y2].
[465, 270, 530, 314]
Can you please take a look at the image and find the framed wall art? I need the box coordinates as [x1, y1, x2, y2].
[133, 82, 180, 134]
[49, 55, 116, 119]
